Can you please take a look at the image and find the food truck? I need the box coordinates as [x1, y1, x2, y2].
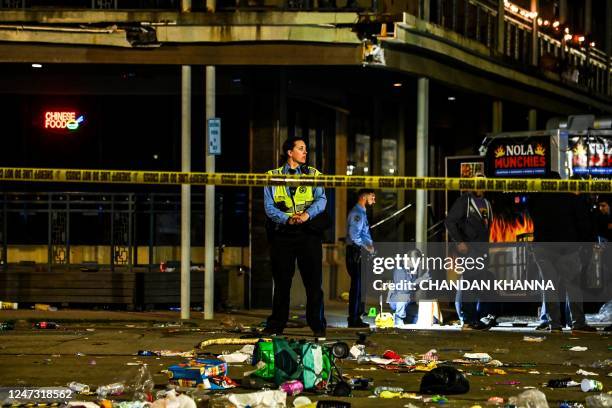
[481, 115, 612, 180]
[477, 115, 612, 302]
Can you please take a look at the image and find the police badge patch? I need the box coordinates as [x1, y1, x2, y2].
[353, 215, 361, 222]
[298, 187, 307, 194]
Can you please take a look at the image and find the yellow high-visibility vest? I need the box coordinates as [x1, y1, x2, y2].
[267, 166, 321, 216]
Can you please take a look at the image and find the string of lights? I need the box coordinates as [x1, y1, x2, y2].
[503, 0, 597, 48]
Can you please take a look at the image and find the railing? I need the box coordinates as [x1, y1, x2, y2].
[430, 0, 611, 98]
[0, 191, 248, 272]
[433, 0, 498, 50]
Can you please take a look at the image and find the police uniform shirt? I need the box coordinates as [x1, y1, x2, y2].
[263, 163, 327, 225]
[346, 204, 373, 247]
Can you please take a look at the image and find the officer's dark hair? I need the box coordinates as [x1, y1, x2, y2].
[357, 189, 375, 198]
[281, 137, 307, 162]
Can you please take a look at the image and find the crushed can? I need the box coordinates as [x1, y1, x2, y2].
[68, 382, 90, 393]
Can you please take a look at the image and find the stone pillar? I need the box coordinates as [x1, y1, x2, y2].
[415, 78, 429, 244]
[249, 82, 282, 308]
[607, 0, 612, 96]
[497, 0, 505, 55]
[585, 0, 592, 35]
[335, 111, 349, 299]
[528, 109, 537, 131]
[204, 66, 216, 320]
[397, 103, 406, 242]
[559, 0, 567, 24]
[180, 65, 191, 320]
[492, 100, 503, 134]
[531, 0, 539, 66]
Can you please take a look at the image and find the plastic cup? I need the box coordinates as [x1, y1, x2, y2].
[581, 378, 603, 392]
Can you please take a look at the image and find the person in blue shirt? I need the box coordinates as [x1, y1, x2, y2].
[261, 137, 328, 338]
[345, 189, 376, 327]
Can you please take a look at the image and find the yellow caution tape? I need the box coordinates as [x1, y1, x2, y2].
[0, 167, 611, 193]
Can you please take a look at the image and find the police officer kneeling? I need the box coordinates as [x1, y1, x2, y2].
[262, 137, 328, 338]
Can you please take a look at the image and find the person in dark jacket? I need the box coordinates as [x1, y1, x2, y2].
[596, 198, 612, 242]
[445, 176, 497, 330]
[529, 173, 597, 333]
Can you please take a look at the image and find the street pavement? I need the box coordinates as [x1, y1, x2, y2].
[0, 307, 610, 407]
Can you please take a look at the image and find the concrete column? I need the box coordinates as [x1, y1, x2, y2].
[607, 0, 612, 96]
[204, 66, 216, 320]
[180, 65, 191, 321]
[416, 0, 430, 30]
[397, 103, 406, 242]
[335, 111, 348, 298]
[531, 0, 539, 66]
[584, 0, 592, 35]
[416, 78, 429, 244]
[335, 112, 348, 248]
[279, 70, 288, 155]
[249, 97, 278, 309]
[419, 0, 430, 20]
[528, 109, 537, 131]
[559, 0, 567, 24]
[497, 0, 505, 55]
[181, 0, 191, 12]
[607, 0, 612, 55]
[492, 100, 503, 134]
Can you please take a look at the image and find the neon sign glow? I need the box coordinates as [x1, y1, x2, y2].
[44, 111, 85, 131]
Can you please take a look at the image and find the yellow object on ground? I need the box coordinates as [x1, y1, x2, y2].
[375, 312, 394, 329]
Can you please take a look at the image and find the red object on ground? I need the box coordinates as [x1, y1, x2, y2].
[382, 350, 402, 360]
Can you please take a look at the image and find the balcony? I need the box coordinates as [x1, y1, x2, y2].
[421, 0, 610, 98]
[0, 0, 609, 104]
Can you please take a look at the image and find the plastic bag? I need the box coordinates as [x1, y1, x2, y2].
[419, 366, 470, 395]
[151, 390, 196, 408]
[585, 393, 612, 408]
[588, 301, 612, 323]
[226, 390, 287, 408]
[132, 365, 155, 401]
[507, 389, 549, 408]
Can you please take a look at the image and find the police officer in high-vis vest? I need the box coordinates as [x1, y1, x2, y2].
[262, 137, 328, 337]
[345, 189, 375, 327]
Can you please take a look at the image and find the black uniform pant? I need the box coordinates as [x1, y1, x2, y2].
[266, 230, 326, 332]
[460, 267, 497, 324]
[534, 247, 585, 327]
[458, 245, 497, 324]
[345, 244, 365, 322]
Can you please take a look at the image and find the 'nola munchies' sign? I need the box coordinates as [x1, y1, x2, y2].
[487, 138, 550, 177]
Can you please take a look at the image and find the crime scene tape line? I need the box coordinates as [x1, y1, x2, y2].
[0, 167, 611, 193]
